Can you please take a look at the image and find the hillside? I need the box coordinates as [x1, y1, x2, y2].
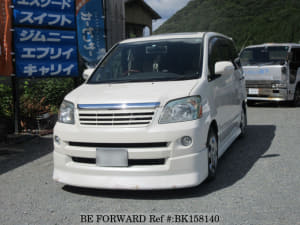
[155, 0, 300, 50]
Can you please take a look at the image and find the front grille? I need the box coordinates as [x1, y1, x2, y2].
[78, 109, 156, 127]
[248, 94, 268, 97]
[128, 159, 165, 166]
[246, 80, 273, 88]
[71, 157, 165, 166]
[69, 142, 168, 148]
[72, 157, 95, 164]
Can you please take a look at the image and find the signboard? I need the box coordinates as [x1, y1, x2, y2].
[14, 28, 78, 77]
[13, 0, 78, 77]
[0, 0, 13, 76]
[13, 0, 75, 29]
[76, 0, 106, 65]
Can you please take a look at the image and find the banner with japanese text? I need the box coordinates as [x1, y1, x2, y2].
[12, 0, 78, 77]
[13, 0, 76, 28]
[76, 0, 106, 65]
[14, 28, 78, 77]
[0, 0, 13, 76]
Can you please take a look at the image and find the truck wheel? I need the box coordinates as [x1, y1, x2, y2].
[292, 85, 300, 107]
[207, 129, 218, 181]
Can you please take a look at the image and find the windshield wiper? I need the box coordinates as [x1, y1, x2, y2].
[89, 75, 200, 84]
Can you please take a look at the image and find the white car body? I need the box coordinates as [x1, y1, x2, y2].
[53, 32, 247, 190]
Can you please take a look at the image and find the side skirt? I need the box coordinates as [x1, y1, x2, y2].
[218, 126, 241, 158]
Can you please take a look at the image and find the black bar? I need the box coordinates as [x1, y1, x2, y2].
[11, 76, 19, 134]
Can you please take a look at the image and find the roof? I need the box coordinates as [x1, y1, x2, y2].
[125, 0, 161, 19]
[244, 43, 300, 49]
[120, 32, 231, 44]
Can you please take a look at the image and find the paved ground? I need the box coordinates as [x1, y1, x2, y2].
[0, 103, 299, 225]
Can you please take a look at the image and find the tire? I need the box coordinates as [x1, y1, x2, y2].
[239, 106, 247, 138]
[292, 85, 300, 107]
[207, 129, 218, 180]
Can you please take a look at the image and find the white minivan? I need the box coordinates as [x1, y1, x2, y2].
[53, 32, 247, 190]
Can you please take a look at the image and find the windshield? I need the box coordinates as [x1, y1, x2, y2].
[240, 46, 289, 66]
[87, 38, 203, 84]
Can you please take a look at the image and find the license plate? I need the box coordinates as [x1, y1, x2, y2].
[248, 88, 259, 95]
[96, 148, 128, 167]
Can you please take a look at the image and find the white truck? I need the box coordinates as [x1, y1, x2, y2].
[240, 43, 300, 106]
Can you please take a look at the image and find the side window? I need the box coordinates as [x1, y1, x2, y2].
[290, 48, 300, 84]
[291, 48, 299, 61]
[227, 40, 239, 68]
[208, 37, 233, 77]
[208, 37, 221, 75]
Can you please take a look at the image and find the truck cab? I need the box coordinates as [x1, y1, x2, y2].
[240, 43, 300, 105]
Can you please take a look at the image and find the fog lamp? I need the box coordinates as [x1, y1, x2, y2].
[181, 136, 192, 146]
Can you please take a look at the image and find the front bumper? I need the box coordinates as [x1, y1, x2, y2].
[53, 150, 208, 190]
[247, 87, 289, 101]
[53, 120, 209, 190]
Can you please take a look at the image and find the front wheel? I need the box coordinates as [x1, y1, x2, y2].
[239, 107, 247, 138]
[207, 129, 218, 180]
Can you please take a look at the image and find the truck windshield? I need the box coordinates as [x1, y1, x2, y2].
[87, 38, 203, 84]
[240, 46, 289, 66]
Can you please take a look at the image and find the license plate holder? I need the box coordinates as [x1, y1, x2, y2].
[96, 148, 128, 167]
[249, 88, 259, 95]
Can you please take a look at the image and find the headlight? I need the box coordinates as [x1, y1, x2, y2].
[159, 96, 202, 124]
[58, 100, 75, 124]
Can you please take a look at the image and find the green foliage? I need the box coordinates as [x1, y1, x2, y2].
[155, 0, 300, 50]
[20, 78, 74, 118]
[0, 83, 13, 118]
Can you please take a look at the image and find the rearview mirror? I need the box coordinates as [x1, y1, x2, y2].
[215, 61, 234, 76]
[82, 68, 94, 80]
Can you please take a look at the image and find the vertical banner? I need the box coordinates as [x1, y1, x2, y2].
[12, 0, 79, 78]
[13, 0, 76, 29]
[0, 0, 13, 76]
[76, 0, 106, 65]
[14, 28, 78, 77]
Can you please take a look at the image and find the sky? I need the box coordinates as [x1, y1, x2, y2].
[144, 0, 192, 31]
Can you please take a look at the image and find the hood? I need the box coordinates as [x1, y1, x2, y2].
[65, 80, 198, 106]
[243, 65, 284, 81]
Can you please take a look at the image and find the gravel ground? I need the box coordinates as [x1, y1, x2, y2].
[0, 103, 299, 225]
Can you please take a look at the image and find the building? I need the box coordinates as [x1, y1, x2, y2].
[125, 0, 161, 38]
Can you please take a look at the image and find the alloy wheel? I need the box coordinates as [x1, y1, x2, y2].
[207, 132, 218, 179]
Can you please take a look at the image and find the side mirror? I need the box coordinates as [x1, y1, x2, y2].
[215, 61, 234, 76]
[234, 57, 242, 68]
[82, 68, 94, 80]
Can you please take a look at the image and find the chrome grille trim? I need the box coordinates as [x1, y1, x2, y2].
[77, 102, 160, 110]
[246, 80, 274, 88]
[77, 103, 159, 127]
